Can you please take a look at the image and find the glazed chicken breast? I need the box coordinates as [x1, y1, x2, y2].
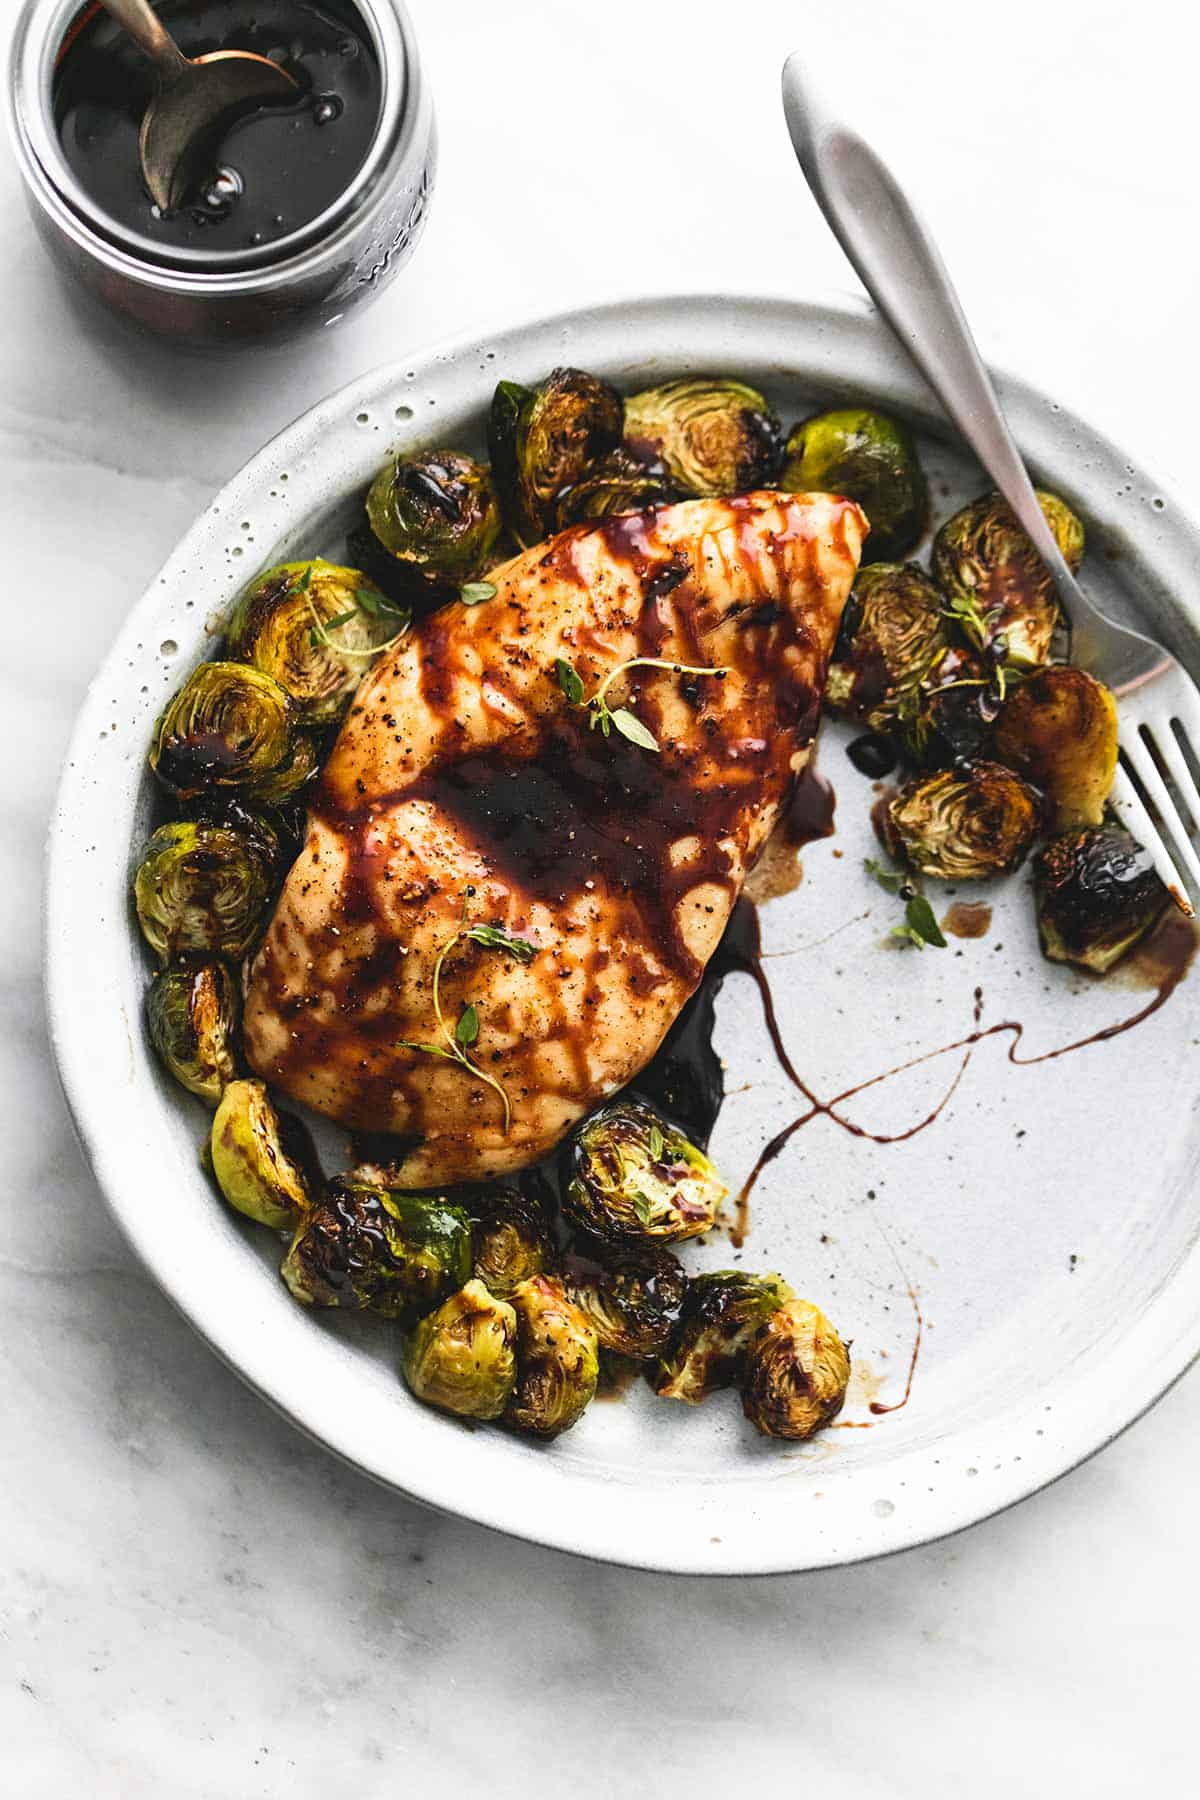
[243, 491, 866, 1182]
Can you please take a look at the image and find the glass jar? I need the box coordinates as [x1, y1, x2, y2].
[7, 0, 435, 345]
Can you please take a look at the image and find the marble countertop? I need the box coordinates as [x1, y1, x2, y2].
[4, 0, 1199, 1791]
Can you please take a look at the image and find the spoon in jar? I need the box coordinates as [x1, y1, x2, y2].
[98, 0, 297, 213]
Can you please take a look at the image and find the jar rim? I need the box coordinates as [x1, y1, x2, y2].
[8, 0, 410, 280]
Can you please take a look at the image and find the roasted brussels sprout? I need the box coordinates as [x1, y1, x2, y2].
[210, 1078, 318, 1231]
[623, 378, 782, 498]
[133, 817, 279, 964]
[881, 760, 1041, 880]
[149, 661, 295, 801]
[740, 1298, 851, 1440]
[282, 1179, 471, 1320]
[563, 1099, 726, 1244]
[993, 665, 1118, 831]
[506, 1274, 600, 1439]
[780, 408, 927, 563]
[146, 962, 239, 1105]
[549, 446, 674, 528]
[488, 368, 624, 545]
[468, 1188, 555, 1297]
[825, 563, 948, 728]
[897, 641, 995, 768]
[932, 489, 1084, 668]
[401, 1279, 518, 1420]
[241, 728, 322, 807]
[567, 1247, 687, 1361]
[224, 560, 405, 725]
[654, 1271, 794, 1403]
[1034, 824, 1169, 973]
[365, 449, 502, 594]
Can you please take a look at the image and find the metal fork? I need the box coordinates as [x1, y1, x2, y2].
[782, 53, 1200, 914]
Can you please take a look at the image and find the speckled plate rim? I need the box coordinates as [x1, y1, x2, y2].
[45, 291, 1200, 1575]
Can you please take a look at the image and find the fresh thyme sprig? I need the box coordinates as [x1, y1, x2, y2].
[397, 897, 538, 1132]
[865, 857, 947, 950]
[299, 563, 411, 656]
[554, 654, 729, 752]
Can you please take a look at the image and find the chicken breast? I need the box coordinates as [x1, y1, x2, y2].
[243, 491, 866, 1183]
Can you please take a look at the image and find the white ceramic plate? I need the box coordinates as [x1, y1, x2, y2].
[46, 295, 1200, 1574]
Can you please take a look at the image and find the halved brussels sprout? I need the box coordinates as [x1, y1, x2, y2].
[149, 661, 295, 801]
[225, 560, 405, 725]
[654, 1270, 793, 1404]
[1034, 824, 1169, 973]
[146, 962, 239, 1105]
[825, 563, 948, 728]
[506, 1274, 600, 1439]
[282, 1180, 471, 1321]
[133, 817, 279, 964]
[563, 1099, 726, 1245]
[740, 1298, 851, 1440]
[781, 408, 927, 563]
[468, 1188, 555, 1298]
[881, 760, 1041, 880]
[401, 1279, 518, 1421]
[992, 665, 1118, 831]
[933, 489, 1084, 668]
[567, 1247, 687, 1361]
[210, 1078, 318, 1231]
[623, 378, 782, 498]
[549, 446, 674, 528]
[488, 369, 624, 545]
[365, 450, 502, 594]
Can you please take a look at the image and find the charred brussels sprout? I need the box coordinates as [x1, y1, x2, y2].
[365, 449, 502, 595]
[282, 1180, 471, 1320]
[1034, 825, 1169, 973]
[564, 1099, 726, 1245]
[149, 661, 294, 801]
[897, 642, 995, 768]
[624, 378, 782, 498]
[654, 1271, 794, 1404]
[210, 1078, 318, 1231]
[567, 1248, 687, 1361]
[146, 962, 239, 1105]
[933, 489, 1084, 668]
[468, 1188, 555, 1298]
[225, 560, 406, 725]
[133, 817, 279, 964]
[506, 1274, 600, 1439]
[243, 729, 322, 807]
[549, 446, 674, 528]
[781, 407, 927, 563]
[740, 1298, 851, 1440]
[881, 760, 1041, 881]
[993, 665, 1118, 831]
[401, 1279, 518, 1420]
[488, 369, 624, 545]
[825, 563, 948, 728]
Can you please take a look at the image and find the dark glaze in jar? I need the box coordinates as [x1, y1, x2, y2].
[54, 0, 382, 255]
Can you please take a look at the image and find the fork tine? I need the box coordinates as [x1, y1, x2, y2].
[1149, 724, 1200, 838]
[1107, 766, 1192, 912]
[1116, 739, 1200, 901]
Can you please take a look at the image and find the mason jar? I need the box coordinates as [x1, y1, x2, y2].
[6, 0, 435, 345]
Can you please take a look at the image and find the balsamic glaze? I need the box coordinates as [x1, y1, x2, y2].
[54, 0, 380, 251]
[846, 732, 899, 779]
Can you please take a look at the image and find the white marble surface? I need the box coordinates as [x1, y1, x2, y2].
[3, 0, 1200, 1791]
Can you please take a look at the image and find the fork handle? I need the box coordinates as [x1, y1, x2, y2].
[781, 54, 1076, 592]
[98, 0, 189, 84]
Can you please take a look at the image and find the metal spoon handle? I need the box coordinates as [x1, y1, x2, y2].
[98, 0, 189, 85]
[780, 52, 1073, 591]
